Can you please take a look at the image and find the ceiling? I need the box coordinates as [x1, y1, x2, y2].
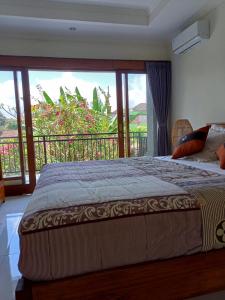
[50, 0, 158, 9]
[0, 0, 224, 44]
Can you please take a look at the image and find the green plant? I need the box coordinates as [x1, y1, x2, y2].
[32, 85, 114, 136]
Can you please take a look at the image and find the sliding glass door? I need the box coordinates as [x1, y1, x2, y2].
[0, 66, 149, 196]
[0, 69, 35, 194]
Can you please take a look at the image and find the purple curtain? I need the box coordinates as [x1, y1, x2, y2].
[146, 61, 171, 156]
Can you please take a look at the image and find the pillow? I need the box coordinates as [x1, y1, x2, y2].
[210, 124, 225, 132]
[186, 126, 225, 162]
[216, 144, 225, 169]
[172, 125, 210, 159]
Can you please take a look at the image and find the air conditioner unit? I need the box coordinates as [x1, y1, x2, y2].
[172, 20, 210, 55]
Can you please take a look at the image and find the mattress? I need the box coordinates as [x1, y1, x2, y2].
[18, 156, 225, 281]
[158, 156, 225, 175]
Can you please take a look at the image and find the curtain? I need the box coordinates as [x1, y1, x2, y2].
[146, 61, 171, 156]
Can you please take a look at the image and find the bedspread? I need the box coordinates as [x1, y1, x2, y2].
[20, 156, 225, 235]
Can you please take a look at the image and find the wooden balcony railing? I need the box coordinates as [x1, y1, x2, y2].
[0, 132, 147, 177]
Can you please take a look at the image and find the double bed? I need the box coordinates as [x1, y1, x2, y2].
[16, 124, 225, 300]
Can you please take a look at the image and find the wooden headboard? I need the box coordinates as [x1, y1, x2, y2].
[172, 119, 193, 149]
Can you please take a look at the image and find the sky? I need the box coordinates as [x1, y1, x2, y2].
[0, 71, 147, 117]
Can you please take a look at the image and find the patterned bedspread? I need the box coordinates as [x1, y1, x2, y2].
[19, 157, 225, 251]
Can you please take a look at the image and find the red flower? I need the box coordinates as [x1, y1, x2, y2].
[58, 120, 64, 126]
[85, 114, 95, 123]
[96, 152, 101, 158]
[79, 102, 86, 108]
[0, 144, 16, 156]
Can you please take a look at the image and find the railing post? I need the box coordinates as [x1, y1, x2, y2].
[138, 132, 141, 156]
[43, 136, 47, 165]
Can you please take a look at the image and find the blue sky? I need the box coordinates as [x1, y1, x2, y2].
[29, 71, 116, 86]
[0, 71, 13, 82]
[0, 71, 146, 112]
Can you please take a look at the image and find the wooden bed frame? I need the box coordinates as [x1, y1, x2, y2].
[16, 248, 225, 300]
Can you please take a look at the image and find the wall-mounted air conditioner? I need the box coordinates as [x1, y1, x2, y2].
[172, 20, 210, 55]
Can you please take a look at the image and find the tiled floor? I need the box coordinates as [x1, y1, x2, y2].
[1, 196, 225, 300]
[0, 196, 30, 300]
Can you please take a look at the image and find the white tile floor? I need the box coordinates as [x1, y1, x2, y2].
[0, 196, 30, 300]
[1, 196, 225, 300]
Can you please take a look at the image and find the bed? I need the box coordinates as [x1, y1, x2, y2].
[16, 123, 225, 300]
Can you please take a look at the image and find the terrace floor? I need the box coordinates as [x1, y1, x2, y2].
[0, 196, 225, 300]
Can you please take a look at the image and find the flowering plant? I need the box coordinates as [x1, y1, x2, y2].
[32, 85, 114, 136]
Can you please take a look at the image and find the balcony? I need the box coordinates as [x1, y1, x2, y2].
[0, 132, 147, 178]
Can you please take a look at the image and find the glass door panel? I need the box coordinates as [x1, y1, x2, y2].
[28, 70, 119, 171]
[17, 71, 31, 185]
[122, 73, 148, 157]
[0, 71, 22, 183]
[0, 70, 35, 193]
[122, 73, 130, 157]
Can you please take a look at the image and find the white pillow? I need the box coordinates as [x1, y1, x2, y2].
[186, 126, 225, 162]
[210, 124, 225, 132]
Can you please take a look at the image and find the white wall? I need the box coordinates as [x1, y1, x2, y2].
[171, 1, 225, 129]
[0, 35, 169, 60]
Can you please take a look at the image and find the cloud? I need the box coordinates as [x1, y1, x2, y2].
[0, 80, 17, 107]
[0, 72, 147, 116]
[128, 74, 147, 109]
[30, 72, 118, 110]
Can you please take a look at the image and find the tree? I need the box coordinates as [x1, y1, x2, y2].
[0, 104, 18, 130]
[0, 111, 6, 127]
[32, 85, 115, 136]
[31, 85, 119, 165]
